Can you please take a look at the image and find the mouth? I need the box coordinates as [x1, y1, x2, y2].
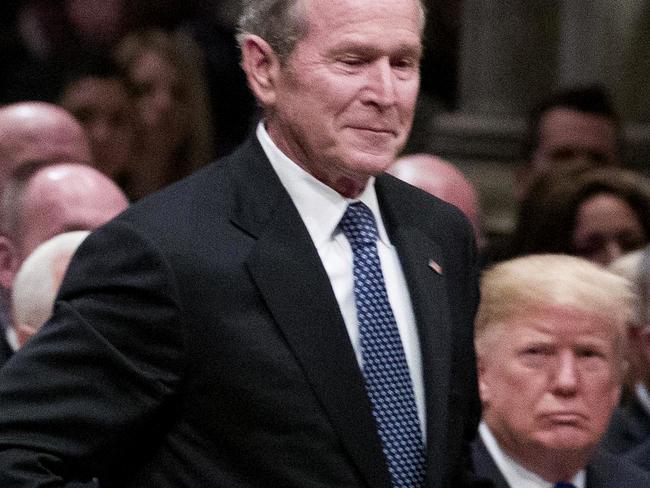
[348, 126, 397, 136]
[543, 412, 587, 425]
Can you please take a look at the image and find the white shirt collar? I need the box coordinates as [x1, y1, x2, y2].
[479, 422, 585, 488]
[635, 382, 650, 416]
[256, 121, 392, 248]
[5, 326, 19, 352]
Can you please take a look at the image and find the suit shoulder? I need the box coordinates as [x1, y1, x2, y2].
[115, 145, 249, 235]
[601, 402, 650, 454]
[589, 448, 650, 486]
[377, 173, 475, 243]
[379, 173, 460, 211]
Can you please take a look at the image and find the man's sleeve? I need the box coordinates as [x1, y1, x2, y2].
[0, 220, 186, 486]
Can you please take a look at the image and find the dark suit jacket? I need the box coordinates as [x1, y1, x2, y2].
[472, 435, 650, 488]
[0, 135, 481, 487]
[626, 437, 650, 472]
[0, 332, 13, 368]
[0, 293, 14, 368]
[600, 396, 650, 454]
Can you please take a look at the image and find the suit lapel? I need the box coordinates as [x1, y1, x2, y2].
[471, 438, 511, 488]
[376, 176, 454, 487]
[231, 137, 391, 488]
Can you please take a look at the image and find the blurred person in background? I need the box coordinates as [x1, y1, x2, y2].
[114, 28, 214, 200]
[0, 101, 92, 361]
[600, 247, 650, 454]
[10, 230, 89, 349]
[388, 153, 485, 249]
[0, 162, 128, 365]
[0, 102, 92, 187]
[58, 55, 137, 196]
[515, 85, 624, 202]
[1, 0, 136, 104]
[510, 165, 650, 266]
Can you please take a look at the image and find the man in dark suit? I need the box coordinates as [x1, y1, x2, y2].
[473, 254, 650, 487]
[600, 247, 650, 456]
[626, 437, 650, 472]
[0, 0, 482, 486]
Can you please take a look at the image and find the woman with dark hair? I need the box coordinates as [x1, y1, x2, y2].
[511, 164, 650, 265]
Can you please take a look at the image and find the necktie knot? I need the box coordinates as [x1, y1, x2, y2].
[339, 202, 378, 248]
[554, 483, 576, 488]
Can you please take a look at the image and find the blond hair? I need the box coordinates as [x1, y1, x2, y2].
[475, 254, 636, 357]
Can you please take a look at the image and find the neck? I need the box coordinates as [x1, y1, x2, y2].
[506, 443, 587, 483]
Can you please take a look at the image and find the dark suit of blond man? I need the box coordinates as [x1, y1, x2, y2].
[473, 254, 650, 487]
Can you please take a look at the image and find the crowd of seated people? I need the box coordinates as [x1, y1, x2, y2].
[2, 2, 650, 486]
[0, 161, 128, 365]
[509, 164, 650, 266]
[2, 0, 253, 203]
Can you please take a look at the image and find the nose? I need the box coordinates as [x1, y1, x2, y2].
[363, 58, 397, 108]
[552, 351, 579, 396]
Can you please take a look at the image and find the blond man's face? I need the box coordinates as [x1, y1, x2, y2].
[479, 305, 623, 463]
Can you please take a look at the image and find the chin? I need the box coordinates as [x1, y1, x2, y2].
[353, 152, 397, 175]
[540, 432, 595, 453]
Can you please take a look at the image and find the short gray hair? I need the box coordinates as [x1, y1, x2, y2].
[236, 0, 308, 62]
[237, 0, 426, 62]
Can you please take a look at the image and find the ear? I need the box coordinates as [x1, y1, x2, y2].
[240, 35, 282, 107]
[476, 355, 490, 405]
[0, 236, 19, 290]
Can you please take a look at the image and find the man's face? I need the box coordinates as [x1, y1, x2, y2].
[265, 0, 423, 196]
[61, 77, 135, 178]
[479, 306, 623, 464]
[129, 50, 189, 150]
[531, 107, 620, 173]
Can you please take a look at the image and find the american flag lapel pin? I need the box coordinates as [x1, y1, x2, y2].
[428, 259, 443, 275]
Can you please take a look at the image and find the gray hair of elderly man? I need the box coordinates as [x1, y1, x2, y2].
[608, 246, 650, 390]
[10, 230, 90, 348]
[236, 0, 427, 63]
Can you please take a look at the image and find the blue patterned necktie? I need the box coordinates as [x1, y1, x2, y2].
[339, 202, 426, 488]
[554, 484, 576, 488]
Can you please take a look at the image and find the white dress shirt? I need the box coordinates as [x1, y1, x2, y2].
[479, 422, 585, 488]
[256, 122, 426, 439]
[635, 382, 650, 417]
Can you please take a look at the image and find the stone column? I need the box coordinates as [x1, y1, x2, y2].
[458, 0, 558, 116]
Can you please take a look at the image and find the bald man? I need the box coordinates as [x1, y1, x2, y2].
[11, 231, 90, 349]
[389, 153, 485, 248]
[0, 163, 128, 362]
[0, 102, 93, 361]
[0, 102, 92, 188]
